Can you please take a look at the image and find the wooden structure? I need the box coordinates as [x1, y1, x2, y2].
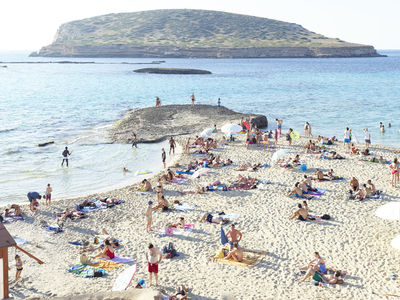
[0, 223, 16, 299]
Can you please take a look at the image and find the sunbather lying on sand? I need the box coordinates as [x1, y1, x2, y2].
[326, 169, 340, 180]
[312, 169, 329, 181]
[57, 208, 86, 222]
[237, 163, 261, 171]
[223, 244, 243, 262]
[200, 213, 228, 225]
[300, 269, 343, 284]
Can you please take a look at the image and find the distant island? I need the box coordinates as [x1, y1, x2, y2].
[134, 68, 211, 74]
[31, 9, 383, 59]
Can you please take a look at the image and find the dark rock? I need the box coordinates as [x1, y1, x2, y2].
[133, 68, 211, 74]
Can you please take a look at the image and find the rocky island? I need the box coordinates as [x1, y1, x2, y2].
[134, 68, 211, 74]
[31, 9, 383, 59]
[110, 104, 267, 143]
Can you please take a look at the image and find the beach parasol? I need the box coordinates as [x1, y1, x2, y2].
[375, 202, 400, 220]
[391, 234, 400, 250]
[271, 149, 291, 163]
[221, 124, 242, 135]
[200, 128, 213, 138]
[191, 168, 210, 178]
[220, 226, 228, 245]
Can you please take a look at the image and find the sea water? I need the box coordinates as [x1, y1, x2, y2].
[0, 50, 399, 203]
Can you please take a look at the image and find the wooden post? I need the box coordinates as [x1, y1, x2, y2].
[3, 248, 8, 299]
[14, 245, 44, 265]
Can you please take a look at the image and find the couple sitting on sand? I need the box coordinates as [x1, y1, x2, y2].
[288, 176, 316, 199]
[312, 169, 340, 181]
[290, 201, 312, 221]
[298, 252, 345, 285]
[4, 204, 23, 217]
[348, 178, 380, 200]
[350, 143, 370, 156]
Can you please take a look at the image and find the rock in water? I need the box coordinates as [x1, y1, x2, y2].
[134, 68, 211, 74]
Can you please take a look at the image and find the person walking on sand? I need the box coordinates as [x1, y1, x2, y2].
[132, 134, 138, 148]
[169, 137, 176, 155]
[146, 243, 162, 286]
[146, 201, 153, 232]
[14, 255, 23, 284]
[161, 148, 166, 169]
[61, 146, 71, 167]
[155, 97, 161, 107]
[27, 191, 41, 212]
[276, 118, 283, 135]
[45, 183, 52, 205]
[344, 127, 351, 150]
[191, 93, 195, 106]
[226, 224, 242, 249]
[364, 128, 371, 149]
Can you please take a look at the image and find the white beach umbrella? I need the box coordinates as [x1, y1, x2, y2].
[375, 202, 400, 220]
[200, 128, 213, 138]
[271, 149, 291, 163]
[221, 124, 242, 135]
[192, 168, 210, 178]
[391, 235, 400, 250]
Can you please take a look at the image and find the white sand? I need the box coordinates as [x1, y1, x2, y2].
[5, 134, 400, 299]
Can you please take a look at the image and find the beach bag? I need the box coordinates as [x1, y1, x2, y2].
[80, 254, 89, 265]
[321, 214, 331, 220]
[94, 269, 105, 277]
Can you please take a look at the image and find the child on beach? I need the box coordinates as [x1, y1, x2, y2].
[146, 201, 153, 232]
[15, 255, 23, 283]
[45, 183, 52, 205]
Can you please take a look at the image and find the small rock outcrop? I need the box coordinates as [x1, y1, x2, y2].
[110, 104, 267, 143]
[134, 68, 211, 74]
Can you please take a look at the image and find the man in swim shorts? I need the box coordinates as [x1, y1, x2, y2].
[226, 224, 242, 249]
[61, 147, 71, 167]
[343, 127, 351, 149]
[169, 137, 176, 155]
[146, 243, 162, 286]
[290, 202, 309, 221]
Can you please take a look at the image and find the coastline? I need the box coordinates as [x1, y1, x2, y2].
[5, 129, 400, 299]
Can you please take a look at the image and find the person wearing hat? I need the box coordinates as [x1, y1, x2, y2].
[145, 201, 153, 232]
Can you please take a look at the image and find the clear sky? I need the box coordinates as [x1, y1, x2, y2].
[1, 0, 399, 50]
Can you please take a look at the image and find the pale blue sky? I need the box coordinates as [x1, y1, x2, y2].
[1, 0, 398, 50]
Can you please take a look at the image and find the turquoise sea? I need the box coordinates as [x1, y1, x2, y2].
[1, 50, 399, 203]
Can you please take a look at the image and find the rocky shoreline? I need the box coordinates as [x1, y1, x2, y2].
[110, 105, 267, 143]
[31, 44, 383, 58]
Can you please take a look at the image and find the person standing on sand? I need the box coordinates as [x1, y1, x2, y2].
[363, 128, 371, 149]
[146, 243, 162, 286]
[391, 158, 399, 188]
[45, 183, 52, 205]
[27, 192, 41, 212]
[344, 127, 351, 150]
[276, 119, 283, 135]
[146, 201, 153, 232]
[274, 128, 279, 146]
[132, 134, 138, 148]
[161, 148, 166, 169]
[184, 138, 190, 154]
[226, 224, 242, 249]
[191, 93, 195, 106]
[61, 147, 71, 167]
[155, 97, 161, 107]
[14, 255, 23, 284]
[169, 137, 176, 155]
[287, 128, 293, 146]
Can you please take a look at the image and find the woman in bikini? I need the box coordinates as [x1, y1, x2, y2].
[15, 255, 23, 282]
[391, 158, 399, 187]
[93, 239, 115, 259]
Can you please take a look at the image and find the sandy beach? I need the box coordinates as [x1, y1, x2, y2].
[5, 126, 400, 300]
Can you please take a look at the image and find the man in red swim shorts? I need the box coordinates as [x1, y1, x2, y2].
[146, 243, 162, 286]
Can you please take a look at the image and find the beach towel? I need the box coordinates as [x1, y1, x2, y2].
[305, 188, 327, 196]
[42, 224, 64, 233]
[69, 241, 83, 246]
[212, 213, 240, 221]
[89, 260, 122, 270]
[176, 171, 194, 175]
[168, 178, 188, 185]
[2, 215, 24, 223]
[132, 191, 153, 195]
[159, 225, 194, 237]
[67, 264, 105, 278]
[174, 203, 194, 211]
[100, 256, 133, 264]
[208, 249, 268, 268]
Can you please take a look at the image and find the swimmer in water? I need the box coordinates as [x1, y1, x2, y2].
[123, 167, 129, 173]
